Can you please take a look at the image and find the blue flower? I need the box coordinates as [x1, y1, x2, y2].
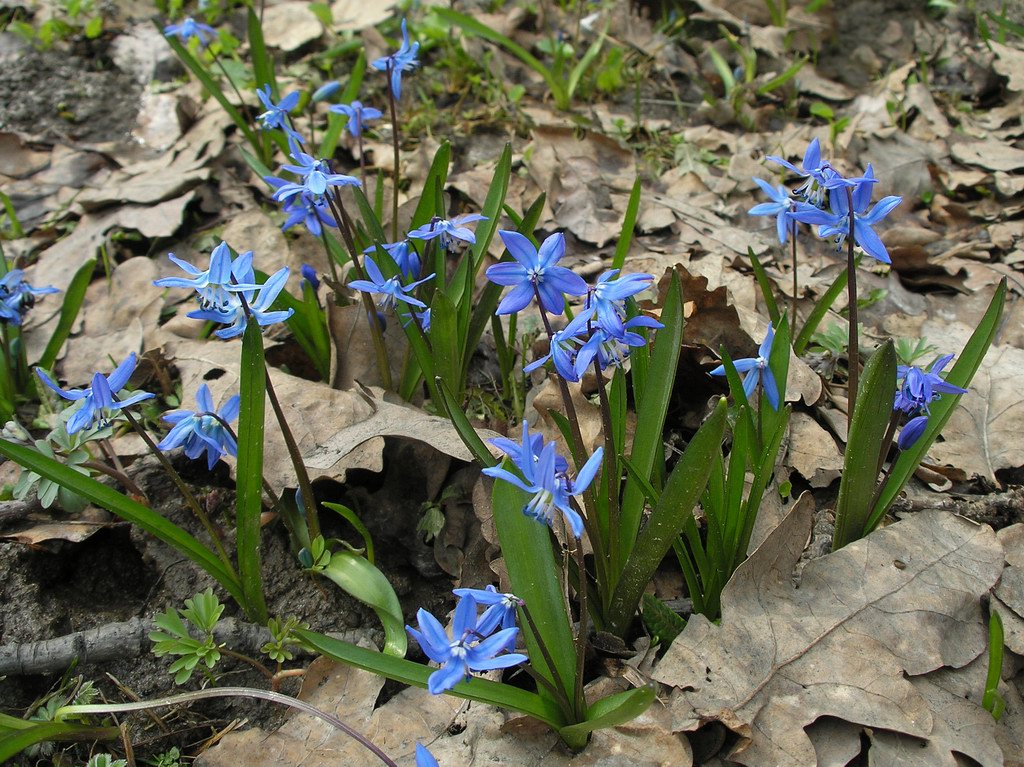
[894, 354, 967, 415]
[416, 744, 440, 767]
[406, 594, 527, 695]
[897, 414, 929, 450]
[312, 80, 342, 103]
[329, 100, 383, 138]
[154, 242, 256, 314]
[36, 353, 155, 434]
[300, 264, 320, 291]
[163, 16, 218, 47]
[589, 269, 655, 336]
[483, 431, 602, 539]
[371, 18, 420, 100]
[266, 139, 360, 203]
[256, 86, 303, 142]
[0, 270, 58, 326]
[709, 323, 781, 410]
[574, 314, 662, 377]
[408, 214, 487, 251]
[486, 231, 588, 316]
[748, 177, 801, 245]
[188, 267, 295, 340]
[766, 138, 865, 205]
[363, 239, 419, 281]
[489, 420, 570, 479]
[157, 384, 239, 470]
[451, 585, 522, 635]
[347, 256, 432, 311]
[790, 164, 902, 264]
[266, 178, 338, 237]
[523, 309, 592, 382]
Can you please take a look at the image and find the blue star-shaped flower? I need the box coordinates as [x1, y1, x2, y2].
[0, 270, 58, 326]
[408, 214, 487, 251]
[766, 138, 867, 205]
[371, 19, 420, 100]
[522, 309, 592, 382]
[329, 100, 383, 138]
[894, 354, 967, 415]
[574, 314, 662, 377]
[36, 353, 155, 434]
[163, 16, 218, 47]
[157, 384, 240, 470]
[255, 86, 303, 143]
[363, 239, 419, 281]
[898, 414, 929, 450]
[347, 256, 432, 312]
[709, 323, 781, 410]
[748, 177, 802, 245]
[265, 178, 338, 237]
[188, 267, 295, 340]
[406, 594, 527, 695]
[451, 585, 523, 635]
[266, 139, 360, 203]
[154, 242, 256, 314]
[589, 269, 655, 336]
[486, 231, 588, 316]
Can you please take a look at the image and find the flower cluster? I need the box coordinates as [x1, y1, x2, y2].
[750, 138, 902, 263]
[406, 590, 527, 695]
[893, 354, 967, 449]
[37, 353, 154, 434]
[483, 421, 602, 538]
[153, 241, 294, 340]
[371, 18, 420, 100]
[0, 270, 58, 326]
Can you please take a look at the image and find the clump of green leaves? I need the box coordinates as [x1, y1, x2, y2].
[149, 589, 226, 684]
[7, 0, 104, 50]
[261, 616, 309, 664]
[7, 418, 104, 514]
[86, 755, 127, 767]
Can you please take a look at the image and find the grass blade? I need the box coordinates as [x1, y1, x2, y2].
[611, 178, 642, 271]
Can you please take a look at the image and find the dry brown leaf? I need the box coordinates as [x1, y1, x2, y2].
[786, 413, 842, 487]
[995, 524, 1024, 656]
[991, 41, 1024, 92]
[951, 139, 1024, 173]
[653, 506, 1005, 766]
[261, 3, 322, 51]
[926, 344, 1024, 483]
[331, 0, 396, 30]
[0, 132, 50, 178]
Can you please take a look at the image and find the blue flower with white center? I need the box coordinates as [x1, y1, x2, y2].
[488, 420, 570, 485]
[522, 308, 592, 382]
[590, 269, 657, 337]
[408, 214, 488, 251]
[266, 139, 360, 203]
[265, 178, 338, 237]
[154, 242, 256, 315]
[748, 177, 800, 245]
[573, 314, 663, 377]
[709, 323, 781, 410]
[157, 384, 239, 470]
[486, 231, 588, 316]
[483, 432, 602, 539]
[766, 138, 866, 206]
[363, 239, 419, 281]
[255, 86, 303, 142]
[347, 256, 432, 312]
[329, 100, 383, 138]
[371, 18, 420, 100]
[188, 267, 295, 340]
[452, 585, 523, 635]
[0, 270, 58, 326]
[406, 594, 527, 695]
[416, 744, 440, 767]
[894, 354, 967, 415]
[36, 353, 155, 434]
[163, 16, 218, 47]
[790, 164, 902, 264]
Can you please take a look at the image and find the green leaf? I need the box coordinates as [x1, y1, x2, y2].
[618, 271, 683, 572]
[833, 340, 896, 549]
[611, 178, 642, 271]
[437, 378, 494, 468]
[0, 439, 244, 604]
[869, 279, 1007, 529]
[794, 268, 848, 355]
[0, 716, 118, 762]
[607, 397, 727, 636]
[984, 609, 1006, 721]
[746, 248, 781, 326]
[491, 461, 578, 710]
[430, 291, 461, 400]
[567, 29, 606, 103]
[557, 685, 655, 740]
[317, 549, 407, 657]
[640, 593, 686, 646]
[295, 629, 563, 726]
[322, 502, 375, 564]
[36, 258, 94, 370]
[235, 322, 269, 623]
[409, 141, 452, 232]
[247, 8, 277, 98]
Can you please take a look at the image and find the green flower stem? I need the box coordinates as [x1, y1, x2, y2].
[56, 687, 399, 767]
[115, 403, 234, 573]
[317, 231, 342, 295]
[386, 62, 400, 242]
[218, 646, 275, 681]
[324, 193, 394, 391]
[845, 186, 859, 426]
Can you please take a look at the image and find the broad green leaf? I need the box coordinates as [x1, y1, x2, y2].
[491, 461, 578, 713]
[317, 550, 407, 657]
[248, 8, 277, 98]
[746, 248, 780, 326]
[437, 378, 494, 468]
[323, 501, 376, 564]
[430, 291, 461, 399]
[295, 629, 563, 726]
[611, 178, 642, 271]
[833, 340, 897, 549]
[557, 685, 655, 740]
[607, 397, 727, 635]
[566, 29, 606, 103]
[236, 323, 269, 623]
[984, 609, 1006, 721]
[409, 141, 452, 232]
[36, 258, 94, 370]
[618, 271, 683, 572]
[0, 716, 118, 762]
[0, 439, 243, 605]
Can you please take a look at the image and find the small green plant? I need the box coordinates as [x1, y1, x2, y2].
[149, 589, 226, 684]
[86, 755, 128, 767]
[894, 336, 939, 366]
[983, 609, 1006, 721]
[809, 102, 851, 146]
[8, 0, 104, 50]
[151, 747, 182, 767]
